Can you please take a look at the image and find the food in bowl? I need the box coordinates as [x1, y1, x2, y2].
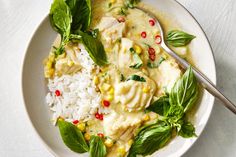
[44, 0, 199, 156]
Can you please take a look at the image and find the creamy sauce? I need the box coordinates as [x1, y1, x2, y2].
[44, 0, 196, 156]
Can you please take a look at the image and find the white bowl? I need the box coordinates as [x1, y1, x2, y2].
[22, 0, 216, 156]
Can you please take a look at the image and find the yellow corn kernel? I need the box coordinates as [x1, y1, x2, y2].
[46, 61, 53, 69]
[107, 95, 114, 101]
[84, 132, 91, 141]
[104, 138, 114, 148]
[108, 87, 114, 94]
[49, 53, 55, 62]
[134, 45, 142, 55]
[93, 76, 99, 85]
[102, 83, 111, 91]
[142, 114, 150, 121]
[142, 86, 150, 93]
[110, 0, 116, 4]
[163, 53, 168, 59]
[77, 122, 86, 132]
[128, 139, 133, 146]
[67, 60, 74, 67]
[118, 146, 126, 156]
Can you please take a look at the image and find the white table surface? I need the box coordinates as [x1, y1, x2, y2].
[0, 0, 235, 156]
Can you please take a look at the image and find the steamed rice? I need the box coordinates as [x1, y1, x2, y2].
[46, 44, 107, 123]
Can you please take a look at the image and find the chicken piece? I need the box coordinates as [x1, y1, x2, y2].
[55, 46, 82, 76]
[103, 110, 143, 141]
[96, 16, 126, 43]
[115, 72, 157, 112]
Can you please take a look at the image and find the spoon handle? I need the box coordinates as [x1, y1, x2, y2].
[162, 44, 236, 114]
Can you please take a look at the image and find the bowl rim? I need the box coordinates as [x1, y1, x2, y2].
[21, 1, 217, 156]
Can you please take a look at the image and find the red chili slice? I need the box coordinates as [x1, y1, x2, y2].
[72, 120, 79, 125]
[103, 100, 110, 107]
[149, 54, 156, 61]
[148, 47, 156, 55]
[141, 31, 147, 38]
[149, 19, 155, 26]
[97, 133, 104, 138]
[155, 35, 162, 44]
[95, 113, 100, 119]
[99, 114, 104, 120]
[55, 90, 61, 96]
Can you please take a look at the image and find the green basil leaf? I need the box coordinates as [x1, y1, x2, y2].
[57, 119, 89, 153]
[147, 57, 165, 68]
[49, 0, 71, 38]
[79, 31, 108, 66]
[167, 30, 196, 47]
[66, 0, 91, 32]
[89, 136, 107, 157]
[147, 95, 170, 116]
[127, 75, 146, 82]
[170, 67, 199, 112]
[129, 48, 143, 69]
[178, 121, 197, 138]
[125, 0, 140, 8]
[128, 122, 172, 156]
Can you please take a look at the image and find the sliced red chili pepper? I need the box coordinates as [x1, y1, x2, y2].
[99, 114, 104, 120]
[55, 90, 61, 96]
[95, 113, 100, 119]
[118, 17, 125, 23]
[103, 100, 110, 107]
[72, 120, 79, 125]
[97, 133, 104, 138]
[149, 19, 155, 26]
[148, 47, 156, 55]
[141, 31, 147, 38]
[149, 54, 156, 61]
[155, 35, 162, 44]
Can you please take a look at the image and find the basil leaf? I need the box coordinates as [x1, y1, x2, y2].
[127, 75, 146, 82]
[178, 121, 197, 138]
[125, 0, 140, 8]
[170, 67, 199, 112]
[167, 30, 195, 47]
[147, 95, 170, 116]
[79, 31, 108, 66]
[147, 57, 165, 68]
[66, 0, 91, 32]
[57, 119, 89, 153]
[89, 136, 107, 157]
[128, 122, 172, 156]
[129, 48, 143, 69]
[50, 0, 71, 39]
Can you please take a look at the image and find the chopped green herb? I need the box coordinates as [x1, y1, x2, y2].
[127, 75, 146, 82]
[120, 74, 125, 81]
[129, 47, 143, 69]
[147, 57, 165, 68]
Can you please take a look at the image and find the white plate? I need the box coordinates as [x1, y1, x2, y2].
[22, 0, 216, 156]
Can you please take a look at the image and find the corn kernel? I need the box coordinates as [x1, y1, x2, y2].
[67, 60, 74, 67]
[84, 132, 91, 141]
[46, 61, 53, 69]
[128, 139, 133, 146]
[77, 122, 86, 132]
[118, 146, 126, 155]
[102, 83, 111, 91]
[142, 86, 150, 93]
[57, 53, 66, 59]
[110, 0, 116, 4]
[107, 95, 114, 101]
[143, 114, 150, 121]
[134, 45, 142, 54]
[163, 53, 168, 59]
[104, 138, 114, 148]
[93, 76, 99, 85]
[49, 53, 55, 62]
[108, 87, 114, 94]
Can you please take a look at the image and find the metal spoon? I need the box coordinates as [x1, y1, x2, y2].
[134, 6, 236, 114]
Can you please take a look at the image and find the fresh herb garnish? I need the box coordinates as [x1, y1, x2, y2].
[129, 48, 143, 69]
[170, 67, 199, 112]
[128, 121, 172, 157]
[120, 74, 125, 81]
[88, 28, 99, 38]
[89, 136, 107, 157]
[167, 30, 196, 47]
[57, 119, 89, 153]
[147, 56, 165, 68]
[79, 31, 108, 66]
[129, 67, 199, 156]
[127, 75, 146, 82]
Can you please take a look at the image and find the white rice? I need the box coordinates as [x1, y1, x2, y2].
[45, 44, 106, 124]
